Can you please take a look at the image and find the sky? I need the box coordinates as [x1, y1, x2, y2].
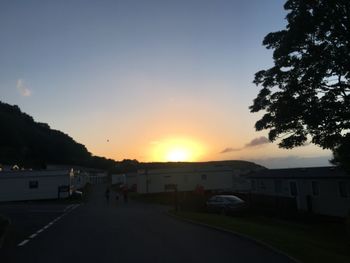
[0, 0, 332, 168]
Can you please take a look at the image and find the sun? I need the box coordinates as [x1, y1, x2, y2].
[166, 148, 190, 162]
[150, 137, 205, 162]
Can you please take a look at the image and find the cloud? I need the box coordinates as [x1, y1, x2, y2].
[245, 136, 270, 148]
[220, 136, 270, 154]
[16, 79, 31, 97]
[220, 147, 242, 153]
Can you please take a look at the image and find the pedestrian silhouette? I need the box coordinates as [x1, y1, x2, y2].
[123, 187, 128, 203]
[105, 188, 110, 204]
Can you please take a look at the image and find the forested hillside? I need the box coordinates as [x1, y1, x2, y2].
[0, 101, 116, 169]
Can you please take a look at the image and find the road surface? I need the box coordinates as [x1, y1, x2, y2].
[1, 185, 294, 263]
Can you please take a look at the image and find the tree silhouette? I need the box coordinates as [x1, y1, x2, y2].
[250, 0, 350, 170]
[0, 100, 116, 170]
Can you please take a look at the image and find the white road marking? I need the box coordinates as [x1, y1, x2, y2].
[17, 203, 81, 247]
[18, 239, 29, 247]
[64, 204, 74, 212]
[29, 233, 37, 239]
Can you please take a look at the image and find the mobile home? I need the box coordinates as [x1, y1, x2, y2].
[249, 167, 350, 217]
[0, 170, 74, 202]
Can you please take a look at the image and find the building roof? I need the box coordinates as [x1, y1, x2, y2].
[47, 164, 105, 173]
[0, 170, 69, 179]
[248, 166, 350, 179]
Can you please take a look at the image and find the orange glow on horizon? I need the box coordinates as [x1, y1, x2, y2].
[150, 137, 206, 162]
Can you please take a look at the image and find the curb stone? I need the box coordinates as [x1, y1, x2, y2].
[166, 211, 302, 263]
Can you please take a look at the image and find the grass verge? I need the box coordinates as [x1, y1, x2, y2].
[169, 210, 350, 263]
[130, 193, 174, 205]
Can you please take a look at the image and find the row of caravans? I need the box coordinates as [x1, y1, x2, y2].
[112, 163, 259, 194]
[113, 165, 350, 218]
[0, 166, 107, 202]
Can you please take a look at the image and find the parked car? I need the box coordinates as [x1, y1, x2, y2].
[206, 195, 246, 215]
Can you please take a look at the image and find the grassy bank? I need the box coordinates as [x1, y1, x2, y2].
[169, 210, 350, 263]
[130, 192, 174, 205]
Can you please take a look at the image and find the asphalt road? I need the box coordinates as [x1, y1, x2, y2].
[1, 185, 295, 263]
[0, 202, 72, 248]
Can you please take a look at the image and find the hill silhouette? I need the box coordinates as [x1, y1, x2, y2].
[112, 160, 265, 174]
[0, 101, 116, 169]
[141, 160, 265, 170]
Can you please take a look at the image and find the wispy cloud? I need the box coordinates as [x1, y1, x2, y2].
[220, 136, 270, 154]
[220, 147, 241, 153]
[245, 136, 270, 148]
[16, 79, 31, 97]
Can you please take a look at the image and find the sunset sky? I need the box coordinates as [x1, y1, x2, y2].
[0, 0, 332, 168]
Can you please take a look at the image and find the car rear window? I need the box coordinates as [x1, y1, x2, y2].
[225, 196, 243, 203]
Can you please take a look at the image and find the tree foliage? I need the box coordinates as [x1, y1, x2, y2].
[0, 101, 116, 170]
[250, 0, 350, 169]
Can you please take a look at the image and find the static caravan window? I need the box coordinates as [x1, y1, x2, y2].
[29, 181, 38, 189]
[258, 180, 266, 190]
[251, 180, 256, 191]
[311, 181, 320, 196]
[274, 180, 282, 194]
[289, 181, 298, 197]
[338, 181, 348, 198]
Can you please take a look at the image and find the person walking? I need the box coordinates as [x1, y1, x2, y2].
[123, 187, 128, 203]
[105, 187, 110, 204]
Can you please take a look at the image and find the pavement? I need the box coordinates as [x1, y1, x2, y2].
[0, 184, 295, 263]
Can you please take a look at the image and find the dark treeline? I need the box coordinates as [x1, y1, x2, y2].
[0, 101, 116, 170]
